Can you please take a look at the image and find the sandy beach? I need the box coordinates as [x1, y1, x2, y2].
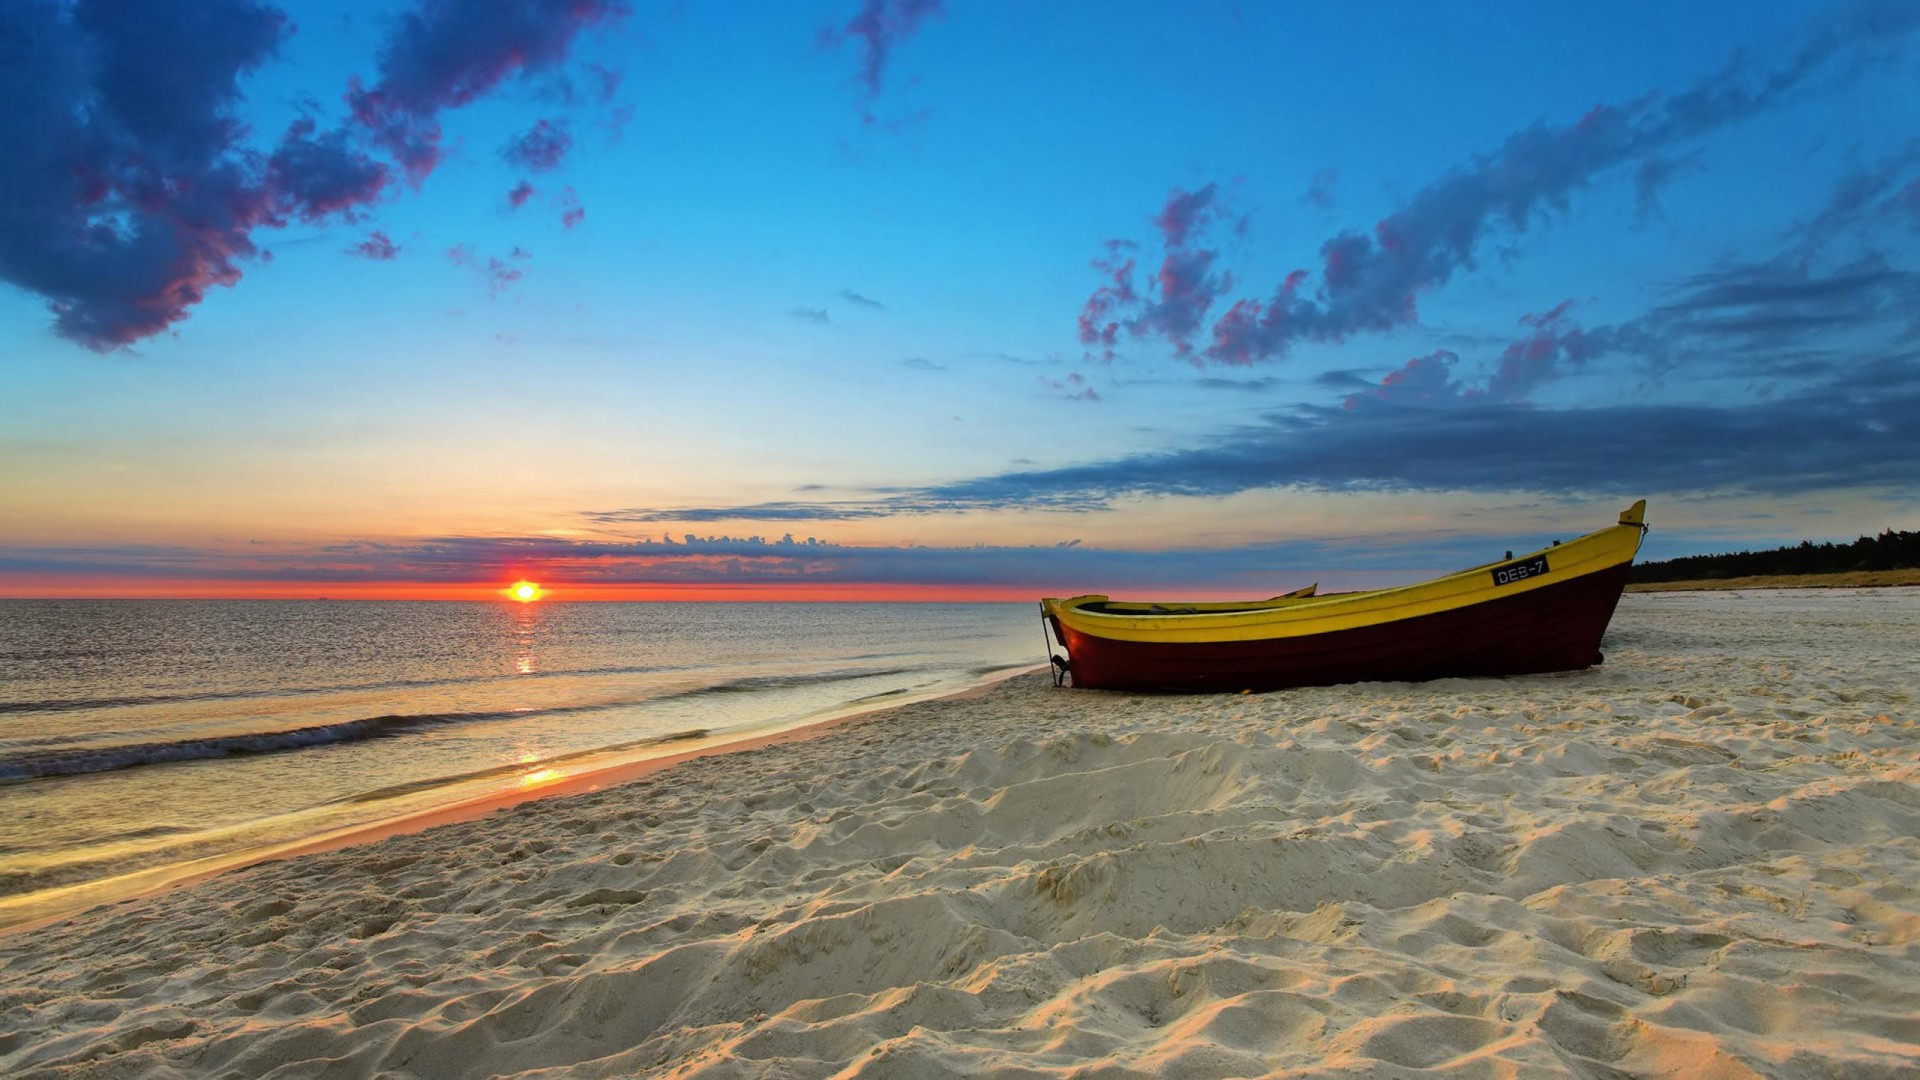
[3, 589, 1918, 1078]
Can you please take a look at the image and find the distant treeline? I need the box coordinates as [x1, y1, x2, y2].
[1632, 529, 1920, 583]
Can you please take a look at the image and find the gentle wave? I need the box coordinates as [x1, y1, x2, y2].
[970, 661, 1041, 677]
[0, 704, 619, 782]
[0, 661, 693, 716]
[0, 665, 929, 782]
[654, 666, 917, 701]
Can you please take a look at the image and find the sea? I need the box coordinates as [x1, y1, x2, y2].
[0, 600, 1043, 927]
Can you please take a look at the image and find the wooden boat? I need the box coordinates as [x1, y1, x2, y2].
[1041, 501, 1648, 692]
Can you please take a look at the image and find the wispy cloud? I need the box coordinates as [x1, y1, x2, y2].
[790, 306, 832, 324]
[1194, 376, 1283, 393]
[840, 289, 886, 309]
[1793, 139, 1920, 251]
[345, 230, 401, 260]
[447, 244, 529, 296]
[1084, 2, 1920, 367]
[818, 0, 943, 121]
[1301, 168, 1338, 209]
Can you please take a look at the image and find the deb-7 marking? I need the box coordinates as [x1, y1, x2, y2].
[1491, 555, 1550, 587]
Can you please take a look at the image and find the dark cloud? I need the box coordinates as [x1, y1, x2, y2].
[818, 0, 942, 119]
[558, 186, 585, 229]
[507, 180, 537, 208]
[348, 0, 627, 179]
[1345, 350, 1466, 409]
[73, 0, 289, 166]
[1194, 376, 1283, 392]
[0, 0, 621, 350]
[913, 381, 1920, 506]
[501, 118, 573, 172]
[1653, 255, 1915, 353]
[0, 0, 287, 349]
[1091, 3, 1920, 366]
[1313, 369, 1375, 390]
[345, 231, 401, 260]
[840, 289, 886, 308]
[1661, 257, 1907, 314]
[267, 118, 391, 221]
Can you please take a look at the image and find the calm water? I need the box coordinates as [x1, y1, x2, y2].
[0, 601, 1041, 923]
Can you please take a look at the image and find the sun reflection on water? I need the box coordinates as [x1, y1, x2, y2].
[520, 767, 564, 788]
[511, 600, 542, 675]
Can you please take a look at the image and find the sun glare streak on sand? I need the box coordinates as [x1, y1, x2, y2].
[3, 589, 1918, 1077]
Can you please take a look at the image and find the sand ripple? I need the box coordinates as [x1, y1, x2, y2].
[4, 590, 1919, 1077]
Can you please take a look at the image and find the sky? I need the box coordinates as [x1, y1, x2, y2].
[2, 0, 1918, 600]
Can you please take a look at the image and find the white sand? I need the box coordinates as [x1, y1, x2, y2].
[4, 589, 1918, 1078]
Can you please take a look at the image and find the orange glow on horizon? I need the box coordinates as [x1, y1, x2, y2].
[507, 580, 543, 602]
[0, 575, 1079, 602]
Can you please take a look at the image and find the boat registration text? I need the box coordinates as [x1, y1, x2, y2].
[1491, 555, 1550, 587]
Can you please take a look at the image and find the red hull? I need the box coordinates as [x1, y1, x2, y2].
[1054, 563, 1631, 693]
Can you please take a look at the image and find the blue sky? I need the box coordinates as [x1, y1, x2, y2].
[2, 0, 1917, 597]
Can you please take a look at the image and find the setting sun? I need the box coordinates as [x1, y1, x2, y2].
[508, 581, 542, 602]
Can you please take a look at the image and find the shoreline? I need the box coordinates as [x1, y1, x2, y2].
[1627, 568, 1920, 592]
[0, 663, 1046, 938]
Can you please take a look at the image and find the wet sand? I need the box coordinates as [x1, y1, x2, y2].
[4, 590, 1917, 1078]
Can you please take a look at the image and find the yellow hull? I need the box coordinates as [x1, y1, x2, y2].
[1041, 503, 1647, 692]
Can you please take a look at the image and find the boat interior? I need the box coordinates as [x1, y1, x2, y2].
[1077, 585, 1321, 616]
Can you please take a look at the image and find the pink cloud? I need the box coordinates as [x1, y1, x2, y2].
[345, 230, 402, 260]
[1075, 185, 1236, 362]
